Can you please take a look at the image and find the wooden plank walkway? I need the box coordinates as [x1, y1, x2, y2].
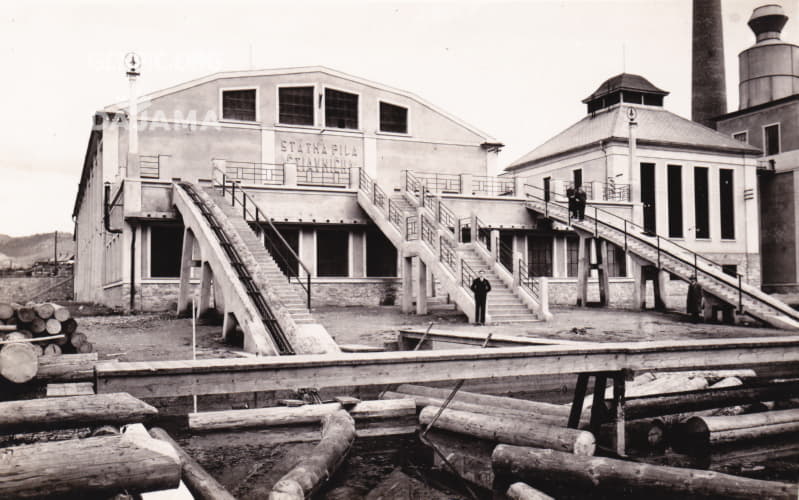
[95, 336, 799, 399]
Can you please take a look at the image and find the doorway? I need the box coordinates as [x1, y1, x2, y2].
[641, 163, 656, 234]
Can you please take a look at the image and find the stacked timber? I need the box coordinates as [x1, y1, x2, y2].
[674, 408, 799, 455]
[492, 444, 797, 500]
[0, 302, 92, 383]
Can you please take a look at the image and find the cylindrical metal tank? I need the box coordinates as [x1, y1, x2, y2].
[739, 4, 799, 109]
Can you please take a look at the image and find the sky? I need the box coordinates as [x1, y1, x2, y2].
[0, 0, 797, 237]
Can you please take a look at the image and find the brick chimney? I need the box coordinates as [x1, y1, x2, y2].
[691, 0, 727, 129]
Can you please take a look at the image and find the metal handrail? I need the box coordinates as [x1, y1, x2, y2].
[497, 239, 514, 268]
[517, 258, 541, 301]
[413, 171, 461, 193]
[213, 167, 312, 309]
[388, 198, 402, 230]
[472, 175, 515, 196]
[461, 259, 479, 291]
[224, 160, 284, 185]
[524, 183, 799, 321]
[421, 214, 436, 249]
[406, 215, 419, 241]
[440, 235, 457, 271]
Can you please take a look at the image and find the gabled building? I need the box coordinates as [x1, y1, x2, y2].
[72, 66, 502, 311]
[504, 73, 762, 303]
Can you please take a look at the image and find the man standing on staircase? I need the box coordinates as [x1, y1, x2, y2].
[471, 270, 492, 325]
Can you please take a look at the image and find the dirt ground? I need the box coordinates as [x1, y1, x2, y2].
[79, 304, 795, 362]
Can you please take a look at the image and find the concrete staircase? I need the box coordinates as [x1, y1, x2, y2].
[357, 176, 545, 324]
[208, 190, 320, 326]
[526, 196, 799, 330]
[459, 246, 541, 324]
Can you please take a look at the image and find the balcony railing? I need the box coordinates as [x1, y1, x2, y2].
[415, 172, 462, 193]
[297, 166, 349, 187]
[472, 176, 515, 196]
[225, 161, 284, 185]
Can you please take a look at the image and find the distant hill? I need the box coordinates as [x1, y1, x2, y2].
[0, 233, 74, 269]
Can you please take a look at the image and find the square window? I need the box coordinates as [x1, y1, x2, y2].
[379, 102, 408, 133]
[222, 89, 257, 122]
[325, 88, 358, 129]
[279, 86, 314, 126]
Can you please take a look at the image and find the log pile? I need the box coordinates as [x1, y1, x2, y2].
[0, 302, 92, 383]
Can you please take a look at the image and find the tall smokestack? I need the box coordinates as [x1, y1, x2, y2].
[692, 0, 727, 129]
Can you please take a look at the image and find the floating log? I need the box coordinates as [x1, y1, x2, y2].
[78, 342, 94, 353]
[34, 303, 55, 320]
[423, 429, 496, 491]
[61, 317, 78, 335]
[0, 303, 14, 320]
[52, 303, 71, 322]
[599, 418, 666, 451]
[45, 318, 62, 335]
[382, 391, 570, 427]
[150, 427, 236, 500]
[0, 425, 181, 499]
[675, 408, 799, 454]
[349, 398, 416, 420]
[0, 392, 157, 433]
[492, 444, 797, 500]
[269, 410, 356, 500]
[419, 406, 596, 456]
[189, 402, 343, 432]
[0, 342, 39, 383]
[396, 384, 571, 421]
[0, 324, 16, 332]
[507, 482, 554, 500]
[37, 353, 98, 382]
[624, 380, 799, 420]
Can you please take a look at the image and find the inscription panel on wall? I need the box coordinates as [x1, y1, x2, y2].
[276, 132, 363, 170]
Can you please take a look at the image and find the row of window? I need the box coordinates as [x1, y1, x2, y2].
[148, 226, 398, 278]
[527, 235, 627, 278]
[732, 123, 780, 155]
[664, 165, 735, 240]
[221, 87, 409, 134]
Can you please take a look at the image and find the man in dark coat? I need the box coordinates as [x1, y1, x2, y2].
[575, 186, 587, 220]
[687, 276, 703, 322]
[566, 185, 576, 219]
[470, 270, 492, 325]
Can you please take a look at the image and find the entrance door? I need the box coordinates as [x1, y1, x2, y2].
[641, 163, 656, 234]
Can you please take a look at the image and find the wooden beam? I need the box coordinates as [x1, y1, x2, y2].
[398, 329, 593, 347]
[95, 336, 799, 399]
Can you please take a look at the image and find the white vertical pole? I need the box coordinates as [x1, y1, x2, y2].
[128, 73, 138, 154]
[192, 296, 197, 414]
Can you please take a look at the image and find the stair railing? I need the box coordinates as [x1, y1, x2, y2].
[525, 183, 799, 321]
[213, 167, 312, 309]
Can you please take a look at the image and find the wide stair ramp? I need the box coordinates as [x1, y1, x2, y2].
[524, 183, 799, 330]
[356, 170, 549, 324]
[173, 179, 339, 355]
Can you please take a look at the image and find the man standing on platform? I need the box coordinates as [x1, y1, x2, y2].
[471, 270, 491, 325]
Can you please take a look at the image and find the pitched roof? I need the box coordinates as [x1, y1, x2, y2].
[582, 73, 669, 103]
[506, 104, 761, 171]
[103, 65, 499, 143]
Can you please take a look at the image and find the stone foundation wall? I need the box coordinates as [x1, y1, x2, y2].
[0, 275, 73, 303]
[106, 278, 401, 311]
[309, 279, 402, 306]
[548, 277, 695, 312]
